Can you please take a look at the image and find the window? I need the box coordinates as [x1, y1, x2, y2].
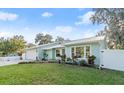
[71, 46, 84, 58]
[62, 49, 65, 55]
[76, 47, 84, 58]
[86, 46, 90, 58]
[80, 47, 84, 57]
[56, 49, 60, 57]
[71, 47, 75, 57]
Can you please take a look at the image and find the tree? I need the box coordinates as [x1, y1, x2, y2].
[0, 35, 26, 56]
[10, 35, 26, 55]
[0, 38, 12, 56]
[35, 33, 53, 45]
[55, 36, 71, 43]
[44, 34, 53, 44]
[96, 27, 107, 37]
[0, 37, 5, 55]
[55, 36, 65, 43]
[91, 8, 124, 49]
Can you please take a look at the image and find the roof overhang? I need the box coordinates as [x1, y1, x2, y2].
[42, 45, 65, 50]
[25, 42, 59, 50]
[64, 36, 105, 46]
[25, 36, 105, 50]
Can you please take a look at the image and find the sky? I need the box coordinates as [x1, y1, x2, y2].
[0, 8, 104, 44]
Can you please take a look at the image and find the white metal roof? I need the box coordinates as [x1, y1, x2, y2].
[64, 36, 105, 46]
[25, 36, 105, 50]
[42, 45, 65, 50]
[25, 42, 59, 50]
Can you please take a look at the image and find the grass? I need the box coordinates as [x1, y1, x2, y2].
[0, 63, 124, 85]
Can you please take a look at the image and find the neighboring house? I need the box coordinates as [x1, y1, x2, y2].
[25, 36, 106, 65]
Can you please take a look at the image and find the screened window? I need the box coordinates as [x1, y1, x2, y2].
[71, 46, 90, 58]
[76, 47, 84, 58]
[86, 46, 90, 57]
[71, 47, 75, 57]
[71, 47, 84, 58]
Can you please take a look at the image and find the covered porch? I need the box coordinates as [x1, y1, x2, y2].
[38, 44, 65, 61]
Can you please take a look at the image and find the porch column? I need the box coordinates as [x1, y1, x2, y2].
[60, 49, 62, 55]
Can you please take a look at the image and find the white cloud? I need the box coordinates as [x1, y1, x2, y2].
[41, 12, 53, 18]
[0, 31, 14, 38]
[81, 28, 104, 38]
[82, 30, 96, 38]
[75, 11, 95, 25]
[0, 11, 18, 21]
[55, 26, 73, 33]
[33, 26, 74, 41]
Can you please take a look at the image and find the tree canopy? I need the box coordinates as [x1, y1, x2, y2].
[35, 33, 53, 45]
[26, 43, 36, 48]
[55, 36, 65, 43]
[91, 8, 124, 49]
[0, 35, 26, 56]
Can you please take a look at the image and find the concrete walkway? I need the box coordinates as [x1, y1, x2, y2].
[0, 60, 25, 66]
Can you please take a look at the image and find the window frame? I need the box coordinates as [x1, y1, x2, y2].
[71, 45, 91, 58]
[55, 49, 61, 57]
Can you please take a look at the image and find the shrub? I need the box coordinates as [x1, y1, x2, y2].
[28, 61, 36, 64]
[18, 62, 27, 64]
[88, 55, 96, 64]
[61, 54, 66, 64]
[66, 57, 72, 61]
[80, 60, 87, 66]
[50, 61, 55, 63]
[38, 61, 43, 63]
[43, 52, 48, 60]
[19, 61, 37, 64]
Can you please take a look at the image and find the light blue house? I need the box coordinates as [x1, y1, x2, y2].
[25, 36, 106, 65]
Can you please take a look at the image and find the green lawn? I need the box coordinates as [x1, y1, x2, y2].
[0, 63, 124, 85]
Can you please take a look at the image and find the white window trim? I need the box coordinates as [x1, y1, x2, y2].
[70, 45, 91, 58]
[84, 46, 86, 58]
[55, 48, 62, 58]
[85, 45, 92, 57]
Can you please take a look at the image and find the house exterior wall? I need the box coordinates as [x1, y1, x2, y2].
[38, 48, 56, 60]
[65, 41, 106, 65]
[36, 43, 60, 60]
[46, 49, 53, 60]
[25, 38, 106, 63]
[99, 40, 107, 49]
[37, 48, 56, 60]
[91, 40, 106, 65]
[37, 48, 43, 60]
[65, 46, 72, 58]
[91, 43, 100, 65]
[52, 49, 55, 59]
